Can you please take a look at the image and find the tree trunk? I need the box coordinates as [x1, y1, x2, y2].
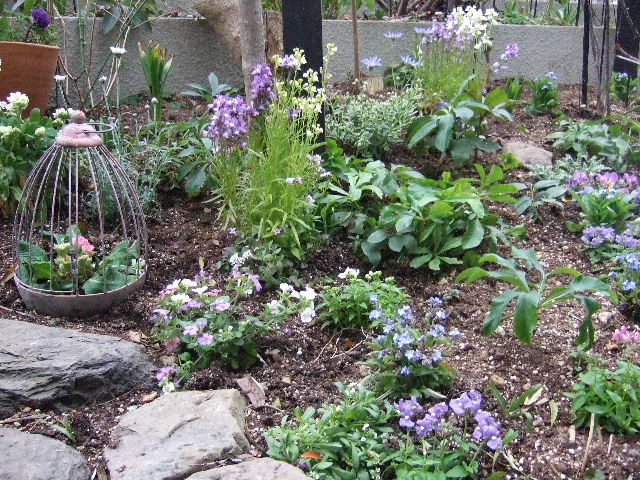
[352, 0, 361, 83]
[238, 0, 266, 96]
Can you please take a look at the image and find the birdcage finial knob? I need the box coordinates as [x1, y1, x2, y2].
[71, 110, 86, 124]
[56, 110, 103, 148]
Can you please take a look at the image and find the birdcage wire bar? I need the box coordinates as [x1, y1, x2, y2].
[12, 113, 148, 317]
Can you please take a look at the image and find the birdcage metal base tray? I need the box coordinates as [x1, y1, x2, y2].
[14, 272, 146, 318]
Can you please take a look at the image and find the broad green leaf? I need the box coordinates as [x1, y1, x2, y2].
[461, 219, 484, 249]
[388, 234, 416, 252]
[360, 241, 381, 264]
[395, 214, 414, 233]
[576, 296, 601, 349]
[513, 291, 541, 343]
[409, 254, 432, 269]
[483, 290, 520, 335]
[367, 229, 389, 244]
[185, 166, 207, 196]
[407, 117, 438, 148]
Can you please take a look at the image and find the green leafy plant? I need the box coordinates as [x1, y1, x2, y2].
[505, 76, 525, 101]
[326, 90, 418, 158]
[456, 246, 617, 348]
[182, 72, 232, 102]
[548, 120, 635, 170]
[499, 0, 535, 24]
[0, 95, 56, 215]
[266, 384, 395, 480]
[95, 0, 159, 34]
[544, 0, 579, 25]
[407, 82, 512, 165]
[566, 355, 640, 435]
[530, 153, 608, 183]
[568, 190, 636, 233]
[365, 303, 458, 399]
[515, 178, 568, 221]
[318, 269, 409, 331]
[138, 41, 173, 121]
[526, 73, 560, 115]
[152, 270, 285, 389]
[359, 164, 519, 271]
[18, 224, 142, 294]
[610, 72, 638, 106]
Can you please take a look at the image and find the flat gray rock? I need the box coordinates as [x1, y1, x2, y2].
[502, 141, 553, 167]
[0, 427, 91, 480]
[105, 389, 248, 480]
[0, 318, 155, 418]
[185, 458, 308, 480]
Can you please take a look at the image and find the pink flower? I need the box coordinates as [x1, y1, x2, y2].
[248, 273, 262, 292]
[71, 235, 95, 254]
[213, 298, 231, 311]
[164, 337, 181, 352]
[198, 333, 214, 345]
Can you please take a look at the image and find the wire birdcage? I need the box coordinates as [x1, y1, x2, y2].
[12, 111, 148, 317]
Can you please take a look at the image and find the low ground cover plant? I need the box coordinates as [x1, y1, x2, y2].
[526, 72, 560, 115]
[266, 384, 515, 480]
[151, 268, 288, 391]
[566, 328, 640, 435]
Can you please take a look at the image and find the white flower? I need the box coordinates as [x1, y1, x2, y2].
[110, 46, 126, 56]
[34, 127, 46, 136]
[53, 107, 73, 120]
[179, 279, 197, 288]
[162, 382, 176, 393]
[0, 126, 13, 138]
[279, 283, 294, 293]
[54, 74, 67, 82]
[192, 286, 208, 294]
[267, 300, 284, 313]
[170, 293, 191, 304]
[299, 287, 316, 301]
[300, 306, 316, 323]
[338, 267, 360, 279]
[6, 91, 29, 115]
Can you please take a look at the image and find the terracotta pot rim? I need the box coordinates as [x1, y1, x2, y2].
[0, 41, 60, 52]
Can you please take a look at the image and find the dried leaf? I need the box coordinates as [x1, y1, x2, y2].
[549, 400, 558, 427]
[198, 256, 205, 270]
[524, 386, 543, 406]
[236, 375, 266, 407]
[300, 451, 323, 460]
[271, 397, 281, 409]
[281, 375, 292, 385]
[1, 269, 15, 287]
[141, 392, 158, 403]
[126, 331, 142, 343]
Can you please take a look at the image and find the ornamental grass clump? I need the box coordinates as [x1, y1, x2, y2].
[410, 6, 498, 106]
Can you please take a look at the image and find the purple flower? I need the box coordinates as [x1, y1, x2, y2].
[432, 350, 443, 363]
[280, 54, 297, 70]
[449, 328, 461, 338]
[459, 390, 483, 413]
[401, 55, 420, 67]
[566, 170, 589, 188]
[449, 398, 465, 415]
[428, 402, 449, 418]
[181, 299, 203, 311]
[206, 94, 253, 150]
[213, 298, 231, 311]
[501, 43, 519, 60]
[393, 331, 414, 349]
[164, 337, 181, 352]
[250, 63, 275, 113]
[623, 280, 637, 291]
[362, 56, 383, 70]
[395, 396, 424, 421]
[427, 296, 443, 306]
[429, 324, 446, 337]
[287, 106, 301, 119]
[415, 413, 442, 437]
[248, 273, 262, 292]
[156, 366, 177, 381]
[615, 234, 638, 249]
[414, 27, 431, 35]
[405, 349, 422, 362]
[397, 305, 414, 323]
[183, 324, 199, 336]
[400, 366, 411, 376]
[622, 173, 639, 187]
[545, 71, 559, 82]
[150, 308, 171, 323]
[596, 172, 620, 188]
[435, 310, 448, 320]
[31, 8, 51, 28]
[198, 333, 214, 345]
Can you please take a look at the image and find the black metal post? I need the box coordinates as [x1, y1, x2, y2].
[282, 0, 325, 144]
[582, 0, 591, 105]
[614, 0, 640, 77]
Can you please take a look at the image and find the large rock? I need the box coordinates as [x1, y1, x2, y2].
[502, 141, 553, 168]
[0, 428, 91, 480]
[185, 458, 308, 480]
[0, 318, 155, 418]
[105, 389, 249, 480]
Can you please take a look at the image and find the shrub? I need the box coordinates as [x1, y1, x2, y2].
[326, 91, 418, 158]
[526, 72, 560, 115]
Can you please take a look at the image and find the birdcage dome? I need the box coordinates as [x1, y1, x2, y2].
[12, 111, 148, 317]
